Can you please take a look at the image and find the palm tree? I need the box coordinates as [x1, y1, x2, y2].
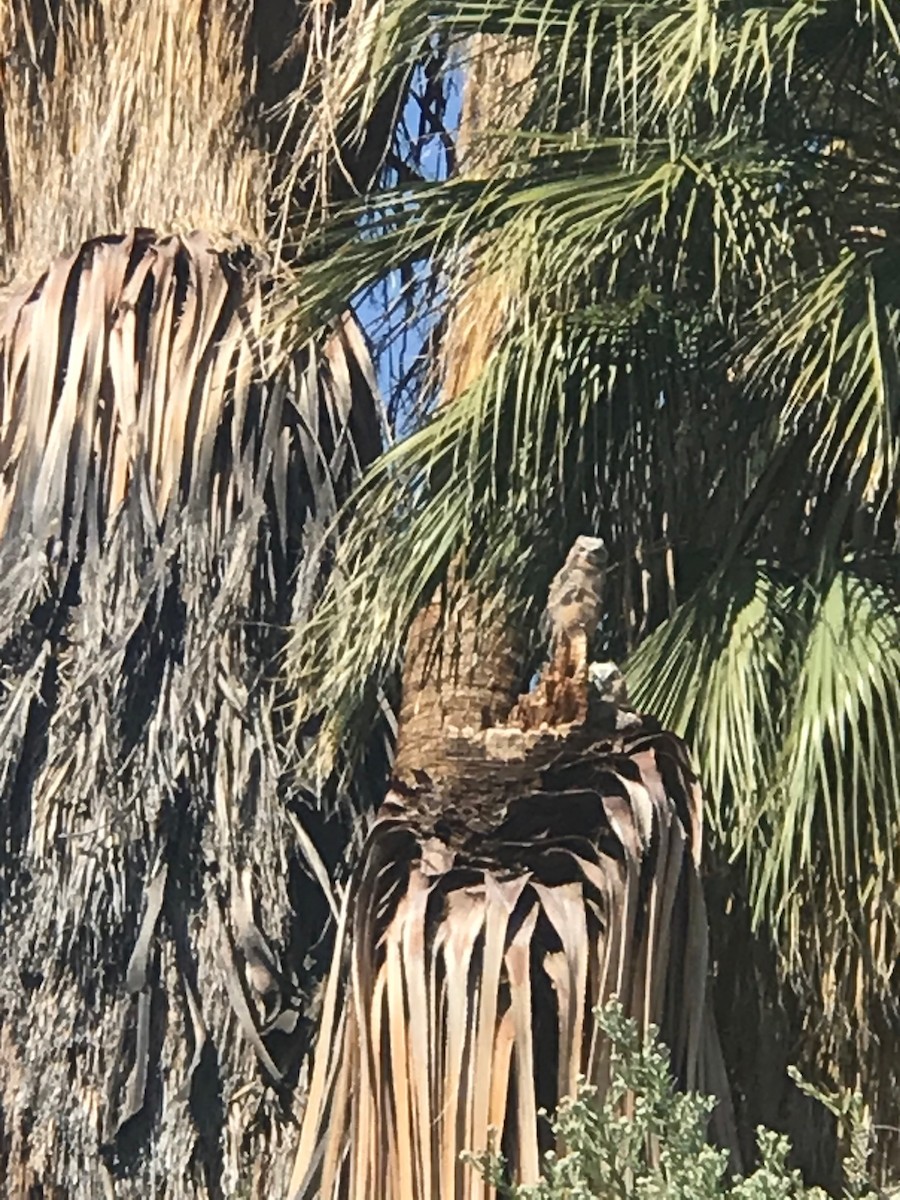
[288, 31, 737, 1199]
[3, 0, 899, 1195]
[0, 3, 393, 1194]
[285, 0, 900, 1189]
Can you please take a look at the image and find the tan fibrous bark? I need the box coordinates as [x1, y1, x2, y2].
[392, 592, 524, 786]
[392, 36, 538, 786]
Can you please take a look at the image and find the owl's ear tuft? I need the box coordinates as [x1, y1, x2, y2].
[576, 535, 608, 565]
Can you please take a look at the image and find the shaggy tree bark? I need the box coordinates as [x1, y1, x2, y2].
[0, 4, 390, 1196]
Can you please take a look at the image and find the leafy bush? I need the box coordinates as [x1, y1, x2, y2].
[467, 1000, 887, 1200]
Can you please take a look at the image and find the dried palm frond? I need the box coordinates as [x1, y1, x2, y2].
[291, 703, 735, 1198]
[275, 0, 389, 211]
[0, 230, 381, 1196]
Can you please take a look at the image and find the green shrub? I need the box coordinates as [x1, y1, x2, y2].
[466, 1000, 887, 1199]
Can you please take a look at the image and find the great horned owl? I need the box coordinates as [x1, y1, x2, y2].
[544, 535, 609, 676]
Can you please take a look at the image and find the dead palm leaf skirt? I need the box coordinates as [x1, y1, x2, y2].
[291, 714, 734, 1198]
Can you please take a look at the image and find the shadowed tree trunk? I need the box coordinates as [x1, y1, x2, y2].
[0, 3, 391, 1195]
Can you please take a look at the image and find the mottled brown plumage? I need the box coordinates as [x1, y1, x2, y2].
[544, 535, 609, 677]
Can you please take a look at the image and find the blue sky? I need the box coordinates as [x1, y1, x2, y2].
[354, 68, 462, 437]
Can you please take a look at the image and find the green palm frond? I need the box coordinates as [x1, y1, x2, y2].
[288, 290, 718, 767]
[285, 135, 804, 769]
[280, 0, 830, 169]
[739, 253, 900, 510]
[279, 0, 900, 1177]
[760, 565, 900, 936]
[627, 558, 900, 942]
[626, 560, 789, 834]
[285, 0, 900, 757]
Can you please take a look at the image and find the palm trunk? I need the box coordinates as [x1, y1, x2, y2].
[292, 39, 736, 1199]
[0, 5, 386, 1196]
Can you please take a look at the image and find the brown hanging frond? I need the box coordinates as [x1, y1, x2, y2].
[291, 694, 736, 1198]
[0, 230, 381, 1196]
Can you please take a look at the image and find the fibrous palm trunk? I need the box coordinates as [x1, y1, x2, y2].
[291, 36, 734, 1199]
[0, 4, 387, 1196]
[0, 225, 380, 1200]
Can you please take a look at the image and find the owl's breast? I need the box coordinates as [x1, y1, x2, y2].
[551, 577, 603, 637]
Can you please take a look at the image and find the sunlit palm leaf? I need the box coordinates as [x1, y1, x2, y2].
[627, 559, 789, 835]
[761, 566, 900, 936]
[741, 254, 900, 510]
